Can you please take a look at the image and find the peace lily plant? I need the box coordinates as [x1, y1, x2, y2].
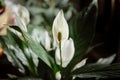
[53, 10, 90, 80]
[1, 0, 120, 80]
[53, 10, 74, 79]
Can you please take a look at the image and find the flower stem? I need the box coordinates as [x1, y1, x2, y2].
[59, 41, 62, 68]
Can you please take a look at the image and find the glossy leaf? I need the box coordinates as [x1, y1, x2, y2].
[10, 25, 55, 69]
[7, 30, 38, 75]
[69, 0, 97, 63]
[61, 0, 98, 79]
[0, 37, 25, 73]
[72, 63, 120, 78]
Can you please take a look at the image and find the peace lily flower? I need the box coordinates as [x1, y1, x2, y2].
[31, 27, 51, 51]
[0, 0, 30, 35]
[9, 4, 30, 32]
[52, 10, 74, 67]
[52, 10, 69, 47]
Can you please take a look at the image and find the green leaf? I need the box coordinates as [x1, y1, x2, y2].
[97, 54, 116, 64]
[1, 28, 39, 75]
[72, 63, 120, 78]
[23, 32, 53, 68]
[18, 78, 43, 80]
[69, 0, 97, 63]
[9, 26, 23, 34]
[10, 26, 55, 69]
[0, 37, 25, 73]
[7, 30, 39, 76]
[62, 0, 98, 79]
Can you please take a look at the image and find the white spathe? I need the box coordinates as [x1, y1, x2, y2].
[55, 38, 75, 67]
[31, 27, 51, 51]
[11, 4, 30, 32]
[53, 10, 75, 68]
[52, 10, 69, 47]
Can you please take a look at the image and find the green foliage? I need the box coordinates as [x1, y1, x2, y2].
[0, 0, 5, 9]
[0, 36, 25, 73]
[0, 30, 38, 75]
[72, 63, 120, 78]
[60, 1, 98, 79]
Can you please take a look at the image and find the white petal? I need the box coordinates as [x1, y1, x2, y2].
[72, 58, 87, 71]
[61, 38, 75, 67]
[31, 28, 51, 51]
[4, 0, 30, 32]
[31, 28, 42, 43]
[52, 10, 69, 46]
[55, 71, 61, 80]
[44, 31, 51, 51]
[16, 5, 30, 26]
[55, 38, 75, 67]
[11, 12, 27, 32]
[8, 4, 30, 32]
